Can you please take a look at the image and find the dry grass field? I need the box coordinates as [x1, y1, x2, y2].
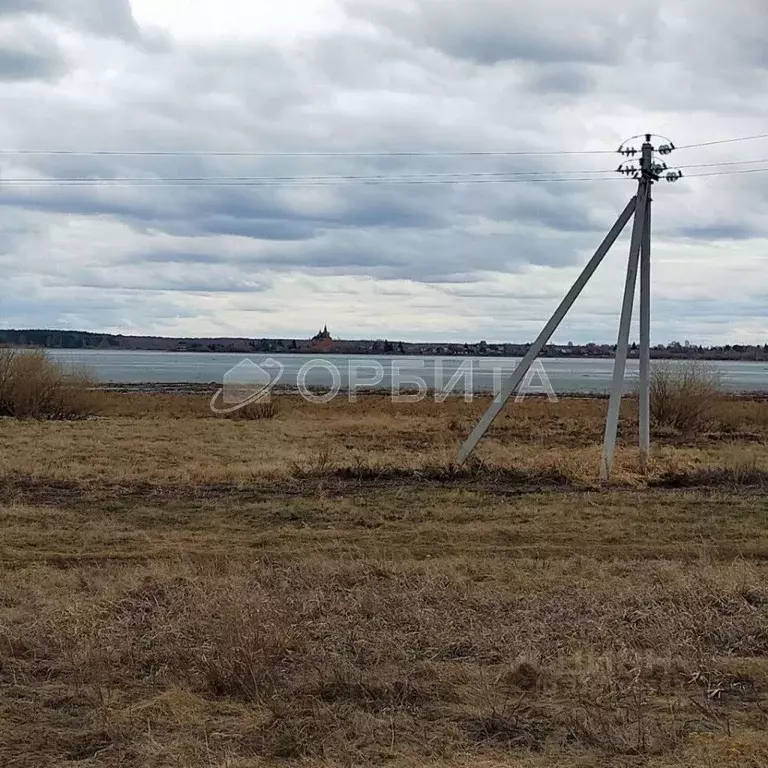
[1, 389, 768, 767]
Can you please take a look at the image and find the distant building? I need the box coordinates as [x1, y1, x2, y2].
[312, 324, 332, 342]
[311, 324, 334, 352]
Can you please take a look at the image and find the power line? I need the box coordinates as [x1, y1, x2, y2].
[675, 133, 768, 150]
[677, 157, 768, 170]
[1, 132, 767, 158]
[3, 166, 767, 186]
[2, 163, 765, 183]
[0, 168, 620, 182]
[0, 168, 620, 184]
[0, 132, 765, 164]
[2, 152, 768, 186]
[0, 147, 616, 158]
[684, 166, 768, 178]
[0, 175, 628, 187]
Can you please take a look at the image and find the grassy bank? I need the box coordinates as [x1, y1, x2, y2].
[1, 392, 767, 766]
[2, 391, 767, 489]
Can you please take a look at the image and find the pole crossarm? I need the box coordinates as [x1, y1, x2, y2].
[457, 195, 637, 464]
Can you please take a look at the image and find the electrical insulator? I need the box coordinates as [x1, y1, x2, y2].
[617, 135, 678, 182]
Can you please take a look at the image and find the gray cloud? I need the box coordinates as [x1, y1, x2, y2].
[344, 0, 654, 65]
[676, 223, 761, 241]
[0, 0, 767, 343]
[525, 64, 594, 95]
[0, 0, 140, 40]
[0, 20, 67, 81]
[0, 46, 64, 82]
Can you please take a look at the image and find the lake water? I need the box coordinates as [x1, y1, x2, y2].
[45, 349, 768, 394]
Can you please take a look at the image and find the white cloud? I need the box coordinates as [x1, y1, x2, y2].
[0, 0, 767, 344]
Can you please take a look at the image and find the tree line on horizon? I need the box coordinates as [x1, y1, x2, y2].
[0, 328, 766, 361]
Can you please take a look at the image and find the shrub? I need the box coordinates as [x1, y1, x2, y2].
[223, 399, 280, 420]
[650, 361, 723, 435]
[0, 347, 100, 419]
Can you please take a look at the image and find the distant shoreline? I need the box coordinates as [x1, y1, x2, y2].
[40, 347, 768, 363]
[10, 345, 768, 362]
[94, 382, 768, 400]
[2, 327, 767, 363]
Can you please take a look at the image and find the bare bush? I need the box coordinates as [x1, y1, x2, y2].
[650, 361, 723, 435]
[0, 347, 100, 419]
[222, 399, 280, 420]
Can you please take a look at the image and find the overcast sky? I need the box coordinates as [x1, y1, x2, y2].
[0, 0, 767, 344]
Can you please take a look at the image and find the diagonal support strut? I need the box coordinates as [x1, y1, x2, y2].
[458, 196, 638, 464]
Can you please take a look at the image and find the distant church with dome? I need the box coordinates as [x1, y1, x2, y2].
[311, 324, 334, 351]
[312, 324, 332, 342]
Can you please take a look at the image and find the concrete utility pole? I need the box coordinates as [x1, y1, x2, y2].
[599, 139, 651, 480]
[639, 159, 653, 471]
[459, 134, 682, 479]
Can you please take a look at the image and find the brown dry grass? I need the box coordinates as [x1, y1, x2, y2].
[1, 393, 768, 766]
[1, 392, 766, 490]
